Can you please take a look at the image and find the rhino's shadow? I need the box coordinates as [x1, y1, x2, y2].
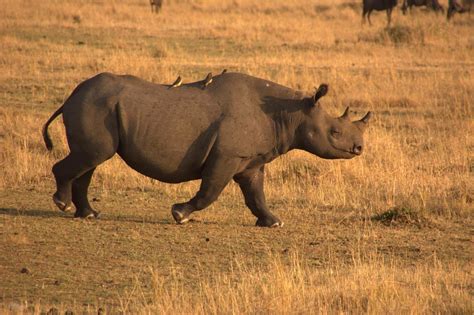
[0, 207, 231, 226]
[0, 207, 170, 225]
[0, 207, 69, 219]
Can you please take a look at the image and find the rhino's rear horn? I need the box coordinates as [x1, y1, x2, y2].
[360, 111, 372, 124]
[312, 84, 329, 106]
[340, 106, 351, 120]
[354, 111, 372, 131]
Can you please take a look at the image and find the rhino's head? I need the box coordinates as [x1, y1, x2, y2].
[298, 84, 372, 159]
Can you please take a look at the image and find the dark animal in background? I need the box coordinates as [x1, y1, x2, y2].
[447, 0, 471, 19]
[362, 0, 398, 26]
[401, 0, 444, 14]
[463, 0, 474, 7]
[464, 0, 474, 12]
[150, 0, 162, 13]
[42, 72, 372, 227]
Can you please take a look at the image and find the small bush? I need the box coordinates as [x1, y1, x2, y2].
[152, 47, 168, 59]
[385, 25, 425, 45]
[372, 207, 431, 228]
[314, 4, 331, 14]
[72, 15, 81, 24]
[358, 25, 425, 45]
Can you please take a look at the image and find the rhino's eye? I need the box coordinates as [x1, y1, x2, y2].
[331, 129, 342, 138]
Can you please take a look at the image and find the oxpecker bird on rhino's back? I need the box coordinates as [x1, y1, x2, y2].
[202, 73, 213, 89]
[169, 76, 182, 89]
[42, 72, 372, 227]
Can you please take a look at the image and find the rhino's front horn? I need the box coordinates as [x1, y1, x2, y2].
[340, 107, 350, 120]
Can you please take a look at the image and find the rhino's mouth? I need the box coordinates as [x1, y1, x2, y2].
[343, 149, 358, 156]
[347, 148, 361, 156]
[333, 146, 358, 157]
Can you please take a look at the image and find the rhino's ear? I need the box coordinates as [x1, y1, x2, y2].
[311, 84, 329, 106]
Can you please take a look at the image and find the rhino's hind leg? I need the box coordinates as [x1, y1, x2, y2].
[52, 153, 90, 212]
[72, 168, 100, 218]
[234, 166, 283, 228]
[171, 155, 240, 224]
[52, 152, 112, 217]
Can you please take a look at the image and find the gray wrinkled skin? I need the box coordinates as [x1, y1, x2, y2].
[43, 72, 371, 227]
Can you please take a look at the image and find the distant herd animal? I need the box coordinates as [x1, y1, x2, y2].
[447, 0, 472, 19]
[362, 0, 399, 26]
[149, 0, 162, 13]
[401, 0, 445, 15]
[362, 0, 470, 25]
[148, 1, 470, 25]
[43, 72, 371, 227]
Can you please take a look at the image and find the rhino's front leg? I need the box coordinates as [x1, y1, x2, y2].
[171, 155, 241, 224]
[233, 166, 283, 228]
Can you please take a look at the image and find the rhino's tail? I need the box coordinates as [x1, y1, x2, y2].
[42, 105, 64, 151]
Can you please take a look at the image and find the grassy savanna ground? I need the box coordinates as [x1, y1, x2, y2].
[0, 0, 473, 313]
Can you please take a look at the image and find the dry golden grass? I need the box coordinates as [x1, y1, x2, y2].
[130, 254, 473, 314]
[0, 0, 473, 313]
[1, 252, 472, 314]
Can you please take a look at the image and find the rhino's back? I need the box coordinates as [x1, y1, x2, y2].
[111, 75, 224, 182]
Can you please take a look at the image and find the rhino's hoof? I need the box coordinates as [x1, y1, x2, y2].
[171, 204, 194, 224]
[53, 195, 72, 212]
[74, 208, 100, 219]
[256, 217, 284, 228]
[171, 207, 190, 224]
[270, 222, 284, 228]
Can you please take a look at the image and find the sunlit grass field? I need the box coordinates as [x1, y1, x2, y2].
[0, 0, 472, 313]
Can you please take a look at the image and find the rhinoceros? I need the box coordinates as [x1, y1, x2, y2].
[42, 72, 372, 227]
